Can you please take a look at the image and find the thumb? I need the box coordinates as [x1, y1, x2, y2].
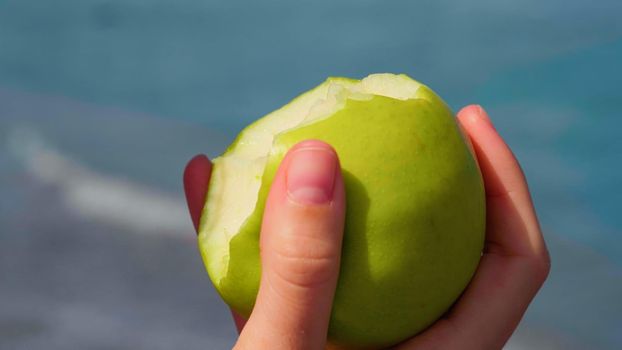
[236, 140, 346, 350]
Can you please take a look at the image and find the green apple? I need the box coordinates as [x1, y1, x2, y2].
[198, 73, 485, 348]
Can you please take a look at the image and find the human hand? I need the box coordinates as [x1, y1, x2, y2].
[183, 105, 550, 349]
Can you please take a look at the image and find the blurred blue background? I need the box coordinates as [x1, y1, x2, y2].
[1, 1, 621, 349]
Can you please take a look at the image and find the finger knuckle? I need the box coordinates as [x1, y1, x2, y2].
[524, 251, 551, 285]
[535, 250, 552, 283]
[270, 234, 340, 289]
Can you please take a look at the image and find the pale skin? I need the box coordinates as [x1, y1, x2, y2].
[183, 105, 551, 350]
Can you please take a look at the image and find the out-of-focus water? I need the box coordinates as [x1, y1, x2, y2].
[1, 1, 621, 349]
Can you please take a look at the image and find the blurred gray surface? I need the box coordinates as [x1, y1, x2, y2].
[0, 90, 236, 349]
[0, 190, 236, 350]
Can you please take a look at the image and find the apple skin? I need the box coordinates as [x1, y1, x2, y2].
[200, 79, 485, 348]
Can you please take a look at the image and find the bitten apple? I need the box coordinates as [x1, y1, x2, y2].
[199, 73, 485, 348]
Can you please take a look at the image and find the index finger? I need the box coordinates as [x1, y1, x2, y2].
[458, 105, 548, 260]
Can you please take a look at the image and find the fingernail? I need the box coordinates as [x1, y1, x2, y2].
[475, 105, 495, 129]
[286, 144, 337, 205]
